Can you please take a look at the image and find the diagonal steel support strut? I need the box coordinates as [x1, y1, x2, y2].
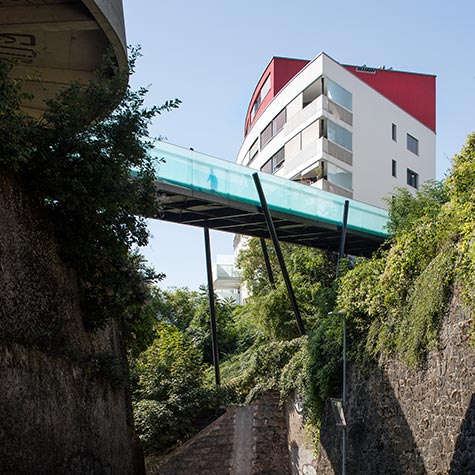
[204, 227, 220, 386]
[252, 173, 305, 336]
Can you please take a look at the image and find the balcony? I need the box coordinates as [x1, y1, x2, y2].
[313, 179, 353, 199]
[213, 263, 241, 290]
[284, 94, 324, 136]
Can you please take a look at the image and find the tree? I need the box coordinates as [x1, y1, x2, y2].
[383, 179, 448, 236]
[0, 51, 181, 340]
[151, 286, 242, 363]
[236, 238, 337, 339]
[133, 324, 218, 452]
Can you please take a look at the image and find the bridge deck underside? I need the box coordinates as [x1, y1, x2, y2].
[153, 181, 386, 257]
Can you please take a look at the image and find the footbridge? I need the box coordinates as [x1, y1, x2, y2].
[149, 142, 389, 257]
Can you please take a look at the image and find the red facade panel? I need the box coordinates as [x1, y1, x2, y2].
[343, 65, 436, 132]
[244, 57, 309, 136]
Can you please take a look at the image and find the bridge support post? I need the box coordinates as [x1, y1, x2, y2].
[336, 200, 350, 279]
[252, 173, 305, 336]
[335, 199, 349, 475]
[204, 227, 220, 386]
[259, 237, 276, 289]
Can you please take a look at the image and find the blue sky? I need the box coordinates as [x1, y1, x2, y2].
[123, 0, 475, 290]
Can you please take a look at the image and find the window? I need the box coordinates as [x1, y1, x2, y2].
[327, 162, 352, 190]
[303, 78, 323, 107]
[260, 109, 286, 149]
[407, 168, 418, 188]
[407, 134, 419, 155]
[249, 138, 258, 162]
[272, 147, 285, 171]
[260, 75, 271, 100]
[392, 123, 397, 141]
[260, 147, 285, 174]
[327, 79, 352, 111]
[327, 119, 352, 151]
[250, 75, 271, 122]
[260, 123, 273, 148]
[392, 159, 397, 178]
[273, 108, 286, 135]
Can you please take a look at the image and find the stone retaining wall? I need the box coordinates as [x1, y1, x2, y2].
[0, 175, 143, 474]
[316, 291, 475, 474]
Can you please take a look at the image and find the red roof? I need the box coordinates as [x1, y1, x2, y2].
[244, 56, 436, 137]
[343, 65, 436, 132]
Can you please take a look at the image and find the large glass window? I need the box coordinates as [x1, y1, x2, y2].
[260, 109, 286, 149]
[327, 120, 352, 151]
[407, 134, 419, 155]
[249, 138, 258, 162]
[260, 147, 285, 174]
[407, 168, 419, 188]
[327, 79, 352, 111]
[303, 77, 323, 107]
[327, 162, 352, 190]
[250, 75, 271, 122]
[273, 108, 286, 135]
[260, 123, 273, 148]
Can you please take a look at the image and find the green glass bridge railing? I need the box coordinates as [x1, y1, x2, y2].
[151, 141, 389, 238]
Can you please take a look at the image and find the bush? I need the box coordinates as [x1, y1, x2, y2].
[133, 324, 223, 453]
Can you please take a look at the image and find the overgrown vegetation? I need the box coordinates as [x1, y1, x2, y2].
[133, 323, 223, 452]
[142, 134, 475, 454]
[6, 45, 475, 456]
[337, 136, 475, 365]
[131, 287, 240, 453]
[225, 242, 340, 427]
[0, 52, 180, 350]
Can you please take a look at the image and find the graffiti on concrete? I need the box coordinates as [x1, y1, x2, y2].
[0, 33, 37, 63]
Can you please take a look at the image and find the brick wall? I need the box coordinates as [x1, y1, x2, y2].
[149, 392, 290, 475]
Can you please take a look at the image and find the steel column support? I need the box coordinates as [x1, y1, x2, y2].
[335, 200, 350, 279]
[204, 227, 220, 386]
[335, 199, 349, 475]
[259, 237, 276, 289]
[252, 173, 305, 336]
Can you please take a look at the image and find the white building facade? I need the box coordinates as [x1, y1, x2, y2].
[236, 53, 436, 208]
[215, 53, 436, 300]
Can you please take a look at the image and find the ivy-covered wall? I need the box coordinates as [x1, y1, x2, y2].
[0, 174, 144, 474]
[316, 288, 475, 474]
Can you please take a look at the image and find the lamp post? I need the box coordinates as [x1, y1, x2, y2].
[329, 310, 347, 475]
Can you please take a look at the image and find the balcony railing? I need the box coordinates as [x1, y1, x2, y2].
[323, 139, 353, 166]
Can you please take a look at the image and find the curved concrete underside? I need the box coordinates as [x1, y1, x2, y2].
[0, 0, 127, 117]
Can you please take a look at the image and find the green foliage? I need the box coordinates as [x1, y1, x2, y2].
[337, 136, 475, 364]
[384, 180, 448, 236]
[186, 287, 241, 362]
[0, 61, 37, 170]
[0, 51, 181, 339]
[237, 239, 337, 339]
[152, 287, 199, 331]
[306, 317, 343, 423]
[446, 134, 475, 323]
[150, 286, 243, 363]
[338, 221, 456, 364]
[219, 338, 308, 404]
[133, 324, 222, 453]
[396, 247, 455, 364]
